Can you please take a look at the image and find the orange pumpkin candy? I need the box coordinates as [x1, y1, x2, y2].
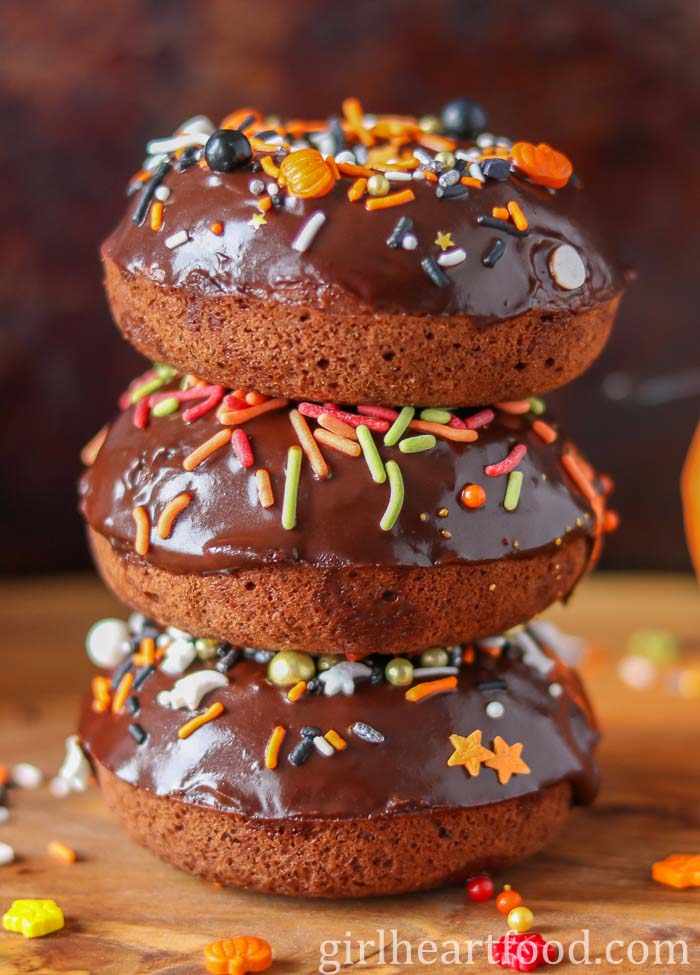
[511, 141, 573, 189]
[682, 418, 700, 579]
[204, 935, 272, 975]
[279, 148, 336, 199]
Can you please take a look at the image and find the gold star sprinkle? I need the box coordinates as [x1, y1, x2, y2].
[249, 212, 267, 230]
[435, 230, 454, 251]
[484, 735, 531, 784]
[447, 730, 494, 777]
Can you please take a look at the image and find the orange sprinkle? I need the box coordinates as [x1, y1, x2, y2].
[561, 452, 598, 504]
[260, 155, 280, 179]
[460, 176, 483, 189]
[255, 468, 275, 509]
[218, 397, 289, 426]
[232, 388, 246, 400]
[507, 200, 528, 231]
[80, 424, 109, 467]
[532, 419, 558, 444]
[0, 765, 9, 787]
[481, 644, 502, 658]
[289, 408, 330, 479]
[111, 672, 134, 714]
[602, 509, 620, 533]
[132, 506, 150, 555]
[183, 429, 232, 471]
[150, 200, 164, 231]
[210, 221, 224, 235]
[287, 680, 307, 703]
[365, 189, 415, 211]
[178, 701, 224, 740]
[418, 133, 457, 152]
[264, 725, 286, 769]
[317, 413, 358, 440]
[91, 676, 111, 712]
[314, 428, 362, 458]
[463, 647, 475, 664]
[324, 729, 347, 751]
[220, 107, 262, 131]
[250, 136, 289, 152]
[48, 841, 76, 864]
[157, 492, 192, 539]
[423, 170, 438, 182]
[347, 177, 367, 202]
[337, 161, 374, 178]
[245, 390, 268, 406]
[139, 636, 156, 666]
[405, 676, 458, 702]
[325, 154, 340, 181]
[257, 195, 272, 212]
[408, 419, 478, 442]
[342, 97, 374, 147]
[495, 400, 531, 414]
[492, 206, 510, 220]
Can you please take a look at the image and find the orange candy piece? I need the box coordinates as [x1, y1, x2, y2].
[511, 141, 573, 189]
[279, 148, 336, 199]
[681, 419, 700, 579]
[204, 935, 272, 975]
[460, 483, 487, 509]
[496, 884, 523, 914]
[652, 854, 700, 889]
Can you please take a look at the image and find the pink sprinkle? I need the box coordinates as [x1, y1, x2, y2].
[133, 397, 150, 429]
[182, 386, 225, 423]
[323, 402, 341, 412]
[464, 408, 495, 430]
[448, 414, 467, 429]
[298, 402, 390, 433]
[119, 369, 158, 411]
[357, 404, 400, 422]
[231, 428, 254, 468]
[484, 443, 527, 477]
[222, 394, 249, 411]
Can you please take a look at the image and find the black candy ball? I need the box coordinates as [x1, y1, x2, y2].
[204, 129, 252, 173]
[441, 98, 488, 139]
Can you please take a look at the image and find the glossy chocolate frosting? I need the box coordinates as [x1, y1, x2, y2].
[80, 386, 603, 574]
[79, 639, 599, 819]
[102, 114, 623, 322]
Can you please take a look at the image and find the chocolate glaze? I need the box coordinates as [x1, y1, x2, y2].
[79, 649, 599, 820]
[80, 389, 602, 574]
[102, 141, 622, 322]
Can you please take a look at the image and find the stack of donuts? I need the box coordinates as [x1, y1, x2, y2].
[78, 98, 624, 897]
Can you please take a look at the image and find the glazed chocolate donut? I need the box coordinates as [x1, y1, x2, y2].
[79, 615, 599, 897]
[102, 102, 624, 406]
[79, 373, 614, 654]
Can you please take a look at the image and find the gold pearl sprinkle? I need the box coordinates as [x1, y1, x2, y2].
[555, 537, 563, 546]
[419, 512, 428, 522]
[576, 518, 583, 528]
[513, 540, 520, 549]
[441, 529, 452, 539]
[488, 583, 496, 592]
[437, 507, 449, 518]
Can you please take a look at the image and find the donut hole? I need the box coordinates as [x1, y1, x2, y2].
[544, 356, 556, 368]
[381, 590, 398, 602]
[316, 358, 329, 369]
[244, 581, 256, 591]
[382, 351, 395, 362]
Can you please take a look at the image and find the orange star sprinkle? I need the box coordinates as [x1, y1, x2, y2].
[484, 735, 531, 784]
[447, 730, 494, 777]
[652, 854, 700, 889]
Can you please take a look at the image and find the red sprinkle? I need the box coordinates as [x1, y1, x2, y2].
[484, 443, 527, 477]
[182, 386, 225, 423]
[298, 402, 390, 433]
[119, 369, 158, 410]
[231, 428, 254, 468]
[464, 408, 495, 430]
[357, 404, 400, 421]
[492, 932, 558, 972]
[448, 414, 467, 429]
[133, 397, 150, 429]
[222, 394, 249, 412]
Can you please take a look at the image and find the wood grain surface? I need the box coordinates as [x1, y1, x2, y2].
[0, 574, 698, 974]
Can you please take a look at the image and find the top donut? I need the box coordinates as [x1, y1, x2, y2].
[102, 99, 624, 406]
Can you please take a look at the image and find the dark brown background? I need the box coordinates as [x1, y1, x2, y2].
[1, 0, 698, 574]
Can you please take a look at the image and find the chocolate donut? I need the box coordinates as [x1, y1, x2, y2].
[80, 372, 614, 654]
[79, 615, 599, 897]
[102, 103, 623, 406]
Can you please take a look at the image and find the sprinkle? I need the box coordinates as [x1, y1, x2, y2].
[507, 200, 528, 231]
[151, 396, 180, 417]
[485, 443, 527, 477]
[288, 737, 314, 766]
[249, 212, 267, 230]
[251, 470, 274, 512]
[157, 492, 192, 539]
[347, 177, 367, 201]
[477, 215, 528, 238]
[228, 428, 253, 470]
[386, 216, 414, 248]
[350, 722, 384, 744]
[464, 408, 495, 430]
[177, 701, 224, 740]
[314, 428, 362, 457]
[133, 397, 150, 428]
[436, 183, 468, 199]
[80, 424, 109, 466]
[132, 665, 155, 691]
[48, 842, 76, 866]
[318, 412, 359, 439]
[324, 729, 347, 751]
[357, 424, 386, 483]
[384, 406, 415, 446]
[282, 445, 303, 530]
[182, 386, 225, 422]
[287, 680, 307, 703]
[91, 676, 111, 712]
[164, 229, 189, 250]
[528, 397, 546, 415]
[216, 648, 241, 673]
[482, 238, 506, 267]
[437, 248, 467, 267]
[408, 419, 478, 442]
[291, 211, 326, 252]
[298, 402, 389, 432]
[486, 701, 505, 719]
[402, 233, 418, 250]
[110, 655, 133, 691]
[561, 452, 598, 503]
[503, 470, 524, 511]
[532, 419, 558, 444]
[399, 434, 436, 453]
[218, 397, 289, 425]
[11, 763, 43, 789]
[495, 399, 531, 414]
[210, 221, 224, 235]
[421, 255, 450, 287]
[132, 159, 170, 227]
[150, 200, 164, 231]
[405, 676, 458, 702]
[126, 723, 146, 745]
[132, 506, 150, 555]
[290, 409, 330, 479]
[435, 230, 454, 251]
[492, 206, 510, 220]
[413, 666, 459, 678]
[0, 842, 15, 866]
[380, 460, 404, 531]
[183, 429, 232, 471]
[357, 404, 399, 422]
[365, 188, 415, 211]
[549, 243, 586, 290]
[313, 735, 335, 757]
[111, 672, 134, 713]
[420, 408, 451, 424]
[264, 725, 287, 769]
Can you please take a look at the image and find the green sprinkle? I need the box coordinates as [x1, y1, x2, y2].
[384, 406, 415, 446]
[154, 364, 178, 382]
[282, 445, 303, 530]
[503, 470, 524, 511]
[527, 397, 546, 415]
[380, 460, 405, 531]
[419, 408, 451, 424]
[151, 396, 180, 417]
[357, 425, 386, 483]
[130, 375, 167, 404]
[399, 434, 436, 453]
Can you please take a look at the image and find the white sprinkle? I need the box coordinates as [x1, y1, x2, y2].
[548, 682, 564, 698]
[476, 132, 495, 148]
[437, 248, 467, 268]
[412, 169, 426, 181]
[496, 136, 514, 150]
[513, 631, 556, 675]
[477, 635, 507, 649]
[412, 666, 460, 679]
[154, 185, 171, 202]
[385, 170, 413, 182]
[618, 654, 656, 690]
[178, 114, 215, 137]
[549, 244, 586, 290]
[266, 181, 279, 197]
[334, 150, 356, 165]
[129, 612, 148, 634]
[12, 763, 43, 789]
[53, 736, 91, 794]
[157, 670, 229, 710]
[159, 638, 197, 676]
[468, 162, 485, 182]
[249, 179, 265, 195]
[166, 626, 193, 641]
[402, 233, 418, 251]
[85, 618, 130, 669]
[49, 778, 70, 798]
[313, 736, 335, 757]
[486, 701, 505, 719]
[291, 211, 326, 253]
[0, 842, 15, 866]
[0, 807, 9, 824]
[165, 230, 189, 250]
[319, 661, 372, 697]
[146, 132, 208, 156]
[528, 621, 585, 666]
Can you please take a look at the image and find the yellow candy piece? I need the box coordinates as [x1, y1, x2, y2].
[3, 898, 64, 938]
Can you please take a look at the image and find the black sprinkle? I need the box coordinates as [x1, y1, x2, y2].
[477, 216, 528, 238]
[436, 183, 468, 199]
[289, 738, 315, 766]
[176, 146, 203, 172]
[451, 647, 463, 668]
[370, 665, 385, 685]
[328, 116, 347, 154]
[235, 114, 256, 131]
[386, 216, 414, 249]
[217, 642, 233, 657]
[132, 159, 171, 227]
[111, 657, 133, 692]
[421, 256, 450, 288]
[305, 678, 322, 695]
[482, 238, 506, 267]
[480, 157, 511, 180]
[351, 722, 385, 744]
[454, 157, 467, 174]
[127, 695, 141, 716]
[301, 725, 322, 739]
[128, 723, 147, 745]
[132, 665, 155, 691]
[216, 648, 241, 673]
[250, 157, 262, 173]
[477, 679, 508, 693]
[0, 785, 7, 807]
